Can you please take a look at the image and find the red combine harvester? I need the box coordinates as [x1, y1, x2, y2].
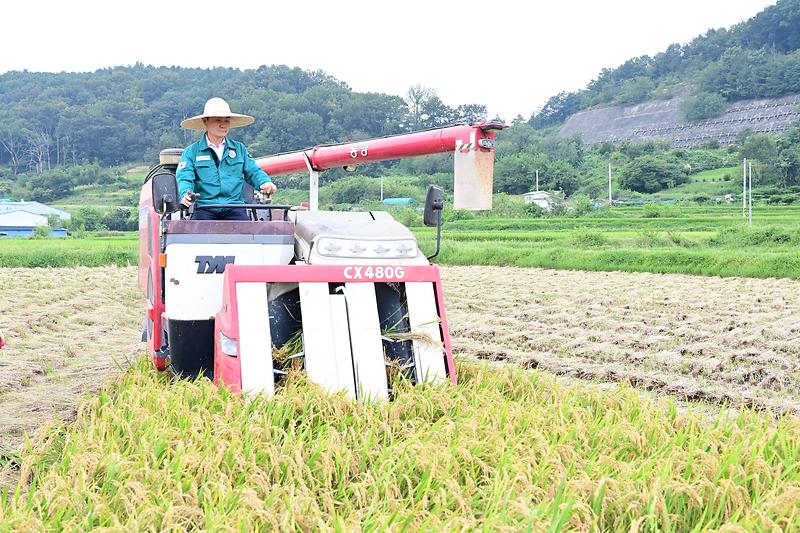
[139, 121, 504, 400]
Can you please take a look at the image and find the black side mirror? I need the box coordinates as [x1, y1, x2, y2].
[423, 185, 444, 227]
[152, 171, 180, 215]
[423, 185, 444, 261]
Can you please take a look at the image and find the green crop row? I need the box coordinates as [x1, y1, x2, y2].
[2, 358, 798, 530]
[0, 237, 137, 268]
[2, 209, 800, 278]
[430, 242, 800, 279]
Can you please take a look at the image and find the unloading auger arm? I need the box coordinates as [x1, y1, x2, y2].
[254, 121, 506, 211]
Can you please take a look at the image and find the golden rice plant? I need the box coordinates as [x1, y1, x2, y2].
[1, 356, 799, 531]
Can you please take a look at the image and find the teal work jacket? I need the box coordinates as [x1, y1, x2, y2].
[176, 136, 272, 207]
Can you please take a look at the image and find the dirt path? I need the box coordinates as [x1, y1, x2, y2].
[0, 266, 142, 485]
[442, 266, 800, 414]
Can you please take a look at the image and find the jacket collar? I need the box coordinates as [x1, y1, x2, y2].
[198, 134, 209, 150]
[199, 134, 232, 150]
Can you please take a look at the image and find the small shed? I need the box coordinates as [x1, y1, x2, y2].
[383, 197, 416, 207]
[523, 191, 553, 210]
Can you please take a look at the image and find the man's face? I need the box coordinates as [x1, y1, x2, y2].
[204, 117, 230, 139]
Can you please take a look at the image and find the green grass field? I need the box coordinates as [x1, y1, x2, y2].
[688, 167, 740, 183]
[3, 205, 800, 277]
[2, 358, 799, 531]
[0, 236, 137, 268]
[413, 205, 800, 278]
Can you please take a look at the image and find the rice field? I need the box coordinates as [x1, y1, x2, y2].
[2, 358, 800, 531]
[1, 266, 800, 530]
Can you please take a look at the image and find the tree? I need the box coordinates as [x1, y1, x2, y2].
[494, 152, 544, 194]
[546, 160, 580, 196]
[652, 43, 684, 78]
[324, 175, 378, 204]
[101, 207, 137, 231]
[680, 92, 727, 122]
[620, 155, 687, 193]
[69, 206, 104, 232]
[740, 133, 778, 163]
[570, 194, 593, 216]
[419, 95, 452, 128]
[540, 134, 584, 167]
[0, 128, 25, 175]
[778, 145, 800, 186]
[453, 103, 487, 124]
[0, 178, 11, 198]
[529, 91, 582, 129]
[701, 47, 770, 100]
[615, 76, 655, 105]
[405, 85, 435, 131]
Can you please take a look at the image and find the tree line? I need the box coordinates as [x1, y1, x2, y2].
[0, 65, 486, 183]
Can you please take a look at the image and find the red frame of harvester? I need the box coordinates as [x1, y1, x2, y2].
[213, 264, 457, 393]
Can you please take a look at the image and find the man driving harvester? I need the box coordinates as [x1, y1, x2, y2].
[177, 97, 277, 220]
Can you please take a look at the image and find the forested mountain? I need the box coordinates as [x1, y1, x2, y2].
[0, 65, 486, 171]
[532, 0, 800, 128]
[6, 2, 800, 209]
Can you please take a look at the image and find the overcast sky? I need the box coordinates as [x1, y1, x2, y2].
[1, 0, 777, 120]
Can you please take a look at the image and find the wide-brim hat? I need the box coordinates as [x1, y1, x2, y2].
[180, 97, 255, 131]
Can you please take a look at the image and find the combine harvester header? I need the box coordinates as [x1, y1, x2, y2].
[139, 120, 505, 401]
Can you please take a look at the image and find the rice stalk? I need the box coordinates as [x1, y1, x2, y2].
[2, 356, 800, 531]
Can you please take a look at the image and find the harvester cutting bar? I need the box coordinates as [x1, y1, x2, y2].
[255, 123, 502, 177]
[214, 264, 456, 400]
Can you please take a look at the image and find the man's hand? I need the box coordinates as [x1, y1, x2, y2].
[181, 191, 199, 207]
[260, 182, 277, 195]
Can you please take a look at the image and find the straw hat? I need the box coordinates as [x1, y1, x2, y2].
[180, 97, 255, 131]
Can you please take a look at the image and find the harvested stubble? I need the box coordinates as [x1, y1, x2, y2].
[1, 358, 800, 531]
[0, 266, 142, 472]
[444, 265, 800, 414]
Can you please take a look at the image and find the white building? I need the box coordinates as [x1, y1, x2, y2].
[0, 210, 47, 227]
[523, 191, 553, 210]
[0, 201, 71, 221]
[0, 210, 51, 237]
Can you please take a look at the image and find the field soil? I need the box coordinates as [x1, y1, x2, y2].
[2, 265, 800, 486]
[443, 265, 800, 414]
[0, 267, 142, 486]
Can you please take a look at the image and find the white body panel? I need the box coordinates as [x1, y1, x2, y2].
[405, 282, 447, 384]
[344, 283, 390, 401]
[236, 282, 275, 396]
[164, 243, 293, 320]
[299, 284, 356, 398]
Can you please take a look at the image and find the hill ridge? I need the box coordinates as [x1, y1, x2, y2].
[559, 93, 800, 147]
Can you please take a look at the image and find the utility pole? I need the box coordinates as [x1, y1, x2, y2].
[748, 160, 753, 226]
[742, 158, 747, 218]
[608, 162, 612, 207]
[380, 176, 384, 201]
[535, 169, 539, 192]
